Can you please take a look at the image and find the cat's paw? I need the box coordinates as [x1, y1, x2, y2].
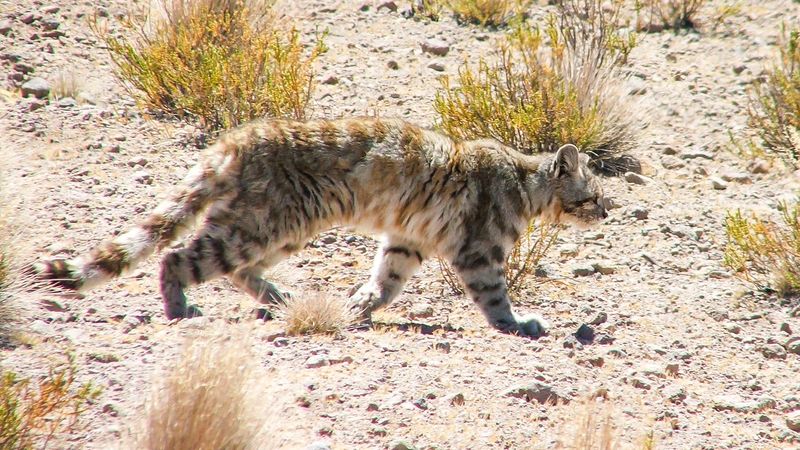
[347, 283, 381, 316]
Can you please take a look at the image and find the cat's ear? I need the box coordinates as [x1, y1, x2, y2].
[549, 144, 580, 178]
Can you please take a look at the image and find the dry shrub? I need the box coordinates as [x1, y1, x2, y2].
[747, 27, 800, 163]
[275, 292, 357, 336]
[505, 222, 560, 293]
[95, 0, 324, 130]
[554, 397, 656, 450]
[446, 0, 531, 27]
[633, 0, 737, 31]
[435, 0, 638, 172]
[0, 356, 101, 450]
[134, 327, 271, 450]
[724, 204, 800, 297]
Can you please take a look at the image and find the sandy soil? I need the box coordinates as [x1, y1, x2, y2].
[1, 0, 800, 448]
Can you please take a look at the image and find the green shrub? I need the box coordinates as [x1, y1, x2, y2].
[0, 357, 100, 450]
[96, 0, 324, 130]
[747, 27, 800, 163]
[724, 203, 800, 297]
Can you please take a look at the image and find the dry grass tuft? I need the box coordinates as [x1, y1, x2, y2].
[95, 0, 324, 131]
[747, 27, 800, 163]
[554, 397, 657, 450]
[49, 71, 82, 101]
[0, 355, 101, 450]
[724, 203, 800, 297]
[133, 327, 272, 450]
[275, 292, 357, 336]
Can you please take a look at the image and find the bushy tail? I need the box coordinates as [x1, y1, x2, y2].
[33, 149, 231, 292]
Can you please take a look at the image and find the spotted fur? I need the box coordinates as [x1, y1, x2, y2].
[34, 117, 607, 336]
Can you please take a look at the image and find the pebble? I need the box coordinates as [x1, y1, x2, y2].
[571, 263, 595, 277]
[389, 440, 417, 450]
[133, 170, 152, 185]
[709, 176, 728, 190]
[629, 206, 649, 220]
[421, 38, 450, 56]
[377, 1, 398, 12]
[576, 324, 595, 341]
[305, 441, 332, 450]
[787, 410, 800, 432]
[387, 60, 399, 70]
[720, 171, 751, 183]
[747, 159, 770, 174]
[785, 337, 800, 355]
[722, 322, 741, 334]
[663, 385, 687, 403]
[681, 150, 714, 160]
[428, 62, 445, 72]
[506, 382, 567, 404]
[305, 355, 330, 368]
[627, 376, 651, 390]
[447, 392, 465, 406]
[760, 343, 787, 360]
[588, 311, 607, 325]
[623, 172, 651, 185]
[0, 20, 12, 35]
[433, 340, 450, 353]
[590, 260, 617, 275]
[21, 77, 50, 98]
[713, 395, 776, 413]
[409, 302, 433, 319]
[660, 155, 686, 169]
[320, 235, 336, 245]
[559, 243, 579, 257]
[57, 97, 77, 108]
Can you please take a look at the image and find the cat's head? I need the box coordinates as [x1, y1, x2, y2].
[542, 144, 608, 226]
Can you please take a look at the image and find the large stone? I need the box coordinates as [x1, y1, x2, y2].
[421, 38, 450, 56]
[787, 410, 800, 433]
[21, 77, 50, 98]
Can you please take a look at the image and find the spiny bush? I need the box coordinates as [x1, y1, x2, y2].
[96, 0, 324, 130]
[134, 327, 270, 450]
[446, 0, 531, 27]
[275, 293, 357, 336]
[0, 356, 100, 450]
[747, 27, 800, 163]
[724, 204, 800, 297]
[435, 0, 637, 171]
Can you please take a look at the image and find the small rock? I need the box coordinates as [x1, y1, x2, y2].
[562, 335, 581, 349]
[760, 343, 787, 360]
[421, 38, 450, 56]
[722, 322, 741, 334]
[320, 235, 336, 245]
[576, 324, 595, 341]
[629, 206, 649, 220]
[709, 176, 728, 190]
[56, 97, 76, 108]
[627, 78, 647, 95]
[780, 322, 791, 335]
[623, 172, 650, 185]
[133, 171, 152, 185]
[389, 440, 417, 450]
[428, 62, 445, 72]
[713, 395, 776, 413]
[102, 402, 120, 416]
[588, 311, 607, 325]
[720, 171, 751, 184]
[21, 77, 50, 99]
[40, 19, 59, 31]
[784, 337, 800, 355]
[305, 441, 332, 450]
[664, 385, 687, 404]
[732, 64, 747, 75]
[681, 150, 714, 160]
[665, 362, 680, 376]
[433, 340, 450, 353]
[448, 393, 465, 406]
[321, 75, 339, 85]
[506, 382, 567, 404]
[747, 159, 770, 174]
[559, 243, 579, 257]
[571, 263, 595, 277]
[590, 260, 617, 275]
[627, 376, 651, 390]
[0, 20, 12, 36]
[377, 1, 398, 12]
[89, 352, 120, 363]
[660, 155, 686, 169]
[409, 302, 433, 319]
[305, 355, 330, 368]
[412, 398, 428, 410]
[13, 62, 34, 74]
[20, 13, 38, 25]
[127, 157, 148, 167]
[787, 410, 800, 433]
[387, 60, 399, 70]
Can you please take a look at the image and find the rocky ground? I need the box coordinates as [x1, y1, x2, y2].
[1, 0, 800, 448]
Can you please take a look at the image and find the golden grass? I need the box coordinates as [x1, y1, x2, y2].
[446, 0, 531, 27]
[133, 327, 272, 450]
[724, 203, 800, 297]
[0, 355, 101, 450]
[95, 0, 324, 131]
[49, 71, 82, 101]
[747, 27, 800, 163]
[275, 292, 357, 336]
